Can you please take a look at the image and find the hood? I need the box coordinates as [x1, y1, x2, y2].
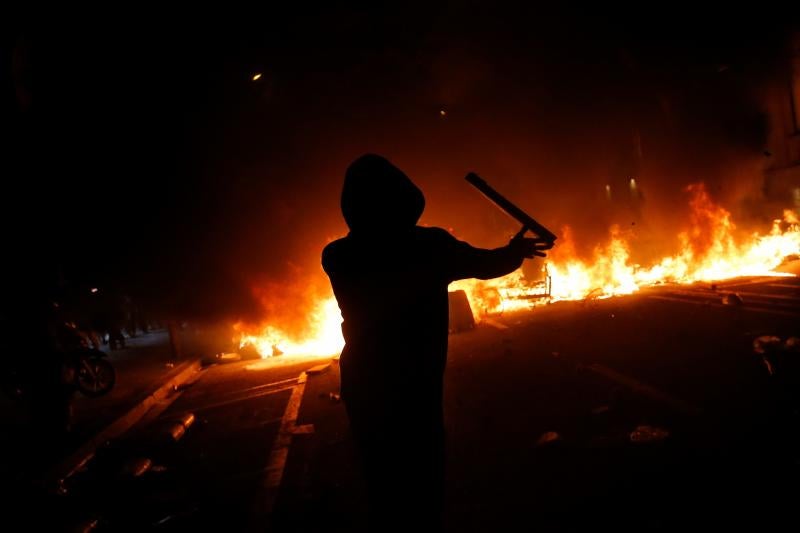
[340, 154, 425, 233]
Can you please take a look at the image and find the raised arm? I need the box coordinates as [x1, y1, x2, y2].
[434, 228, 552, 282]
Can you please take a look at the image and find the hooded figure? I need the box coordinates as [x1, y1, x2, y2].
[322, 154, 548, 528]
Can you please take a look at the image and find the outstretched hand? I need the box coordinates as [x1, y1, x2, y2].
[509, 235, 554, 259]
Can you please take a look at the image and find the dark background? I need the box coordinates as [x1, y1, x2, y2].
[3, 4, 798, 322]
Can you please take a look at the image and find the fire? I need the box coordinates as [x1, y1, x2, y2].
[237, 183, 800, 358]
[235, 297, 343, 358]
[456, 184, 800, 313]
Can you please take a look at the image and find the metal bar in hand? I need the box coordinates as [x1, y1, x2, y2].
[465, 172, 557, 242]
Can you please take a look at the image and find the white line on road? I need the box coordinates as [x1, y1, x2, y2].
[482, 318, 509, 330]
[645, 294, 800, 316]
[580, 363, 701, 416]
[714, 276, 794, 289]
[730, 290, 800, 301]
[765, 282, 800, 289]
[229, 376, 305, 396]
[187, 385, 296, 413]
[252, 371, 314, 523]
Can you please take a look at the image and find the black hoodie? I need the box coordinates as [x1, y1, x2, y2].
[322, 154, 523, 402]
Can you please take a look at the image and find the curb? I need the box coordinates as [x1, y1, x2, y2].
[51, 358, 204, 484]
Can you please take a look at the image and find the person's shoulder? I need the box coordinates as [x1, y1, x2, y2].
[322, 237, 351, 270]
[322, 237, 349, 259]
[414, 226, 459, 244]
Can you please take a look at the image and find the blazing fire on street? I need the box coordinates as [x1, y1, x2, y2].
[236, 183, 800, 358]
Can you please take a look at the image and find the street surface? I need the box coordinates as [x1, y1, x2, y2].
[24, 274, 800, 532]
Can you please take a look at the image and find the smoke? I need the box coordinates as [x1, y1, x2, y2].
[195, 9, 792, 323]
[9, 8, 795, 322]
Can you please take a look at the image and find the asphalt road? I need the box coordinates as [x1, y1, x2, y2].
[30, 275, 800, 532]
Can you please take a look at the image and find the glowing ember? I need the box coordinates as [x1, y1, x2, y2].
[236, 183, 800, 358]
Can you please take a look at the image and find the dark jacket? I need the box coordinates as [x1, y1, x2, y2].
[322, 154, 523, 405]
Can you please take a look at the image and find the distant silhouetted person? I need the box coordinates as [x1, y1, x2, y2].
[322, 154, 551, 530]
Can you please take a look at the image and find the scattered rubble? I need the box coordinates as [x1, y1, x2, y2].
[753, 336, 782, 354]
[753, 335, 800, 377]
[785, 337, 800, 352]
[536, 431, 562, 447]
[178, 412, 196, 429]
[629, 425, 669, 444]
[721, 293, 743, 306]
[73, 518, 100, 533]
[120, 457, 152, 478]
[319, 391, 342, 403]
[164, 423, 186, 442]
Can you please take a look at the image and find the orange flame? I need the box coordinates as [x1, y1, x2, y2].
[237, 183, 800, 358]
[457, 184, 800, 313]
[235, 297, 343, 358]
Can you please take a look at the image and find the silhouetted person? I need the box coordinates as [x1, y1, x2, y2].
[322, 154, 550, 530]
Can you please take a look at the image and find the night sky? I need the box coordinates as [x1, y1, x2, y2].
[4, 5, 798, 321]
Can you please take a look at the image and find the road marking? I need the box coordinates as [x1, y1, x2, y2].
[660, 288, 800, 308]
[230, 376, 305, 396]
[580, 362, 701, 416]
[187, 385, 296, 413]
[656, 287, 800, 302]
[290, 424, 315, 435]
[765, 283, 800, 289]
[307, 362, 332, 375]
[253, 371, 314, 521]
[175, 376, 304, 415]
[646, 294, 800, 317]
[729, 290, 800, 302]
[482, 318, 509, 330]
[714, 276, 794, 289]
[644, 294, 712, 305]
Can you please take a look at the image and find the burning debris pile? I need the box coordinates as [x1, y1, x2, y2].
[456, 183, 799, 312]
[236, 183, 800, 359]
